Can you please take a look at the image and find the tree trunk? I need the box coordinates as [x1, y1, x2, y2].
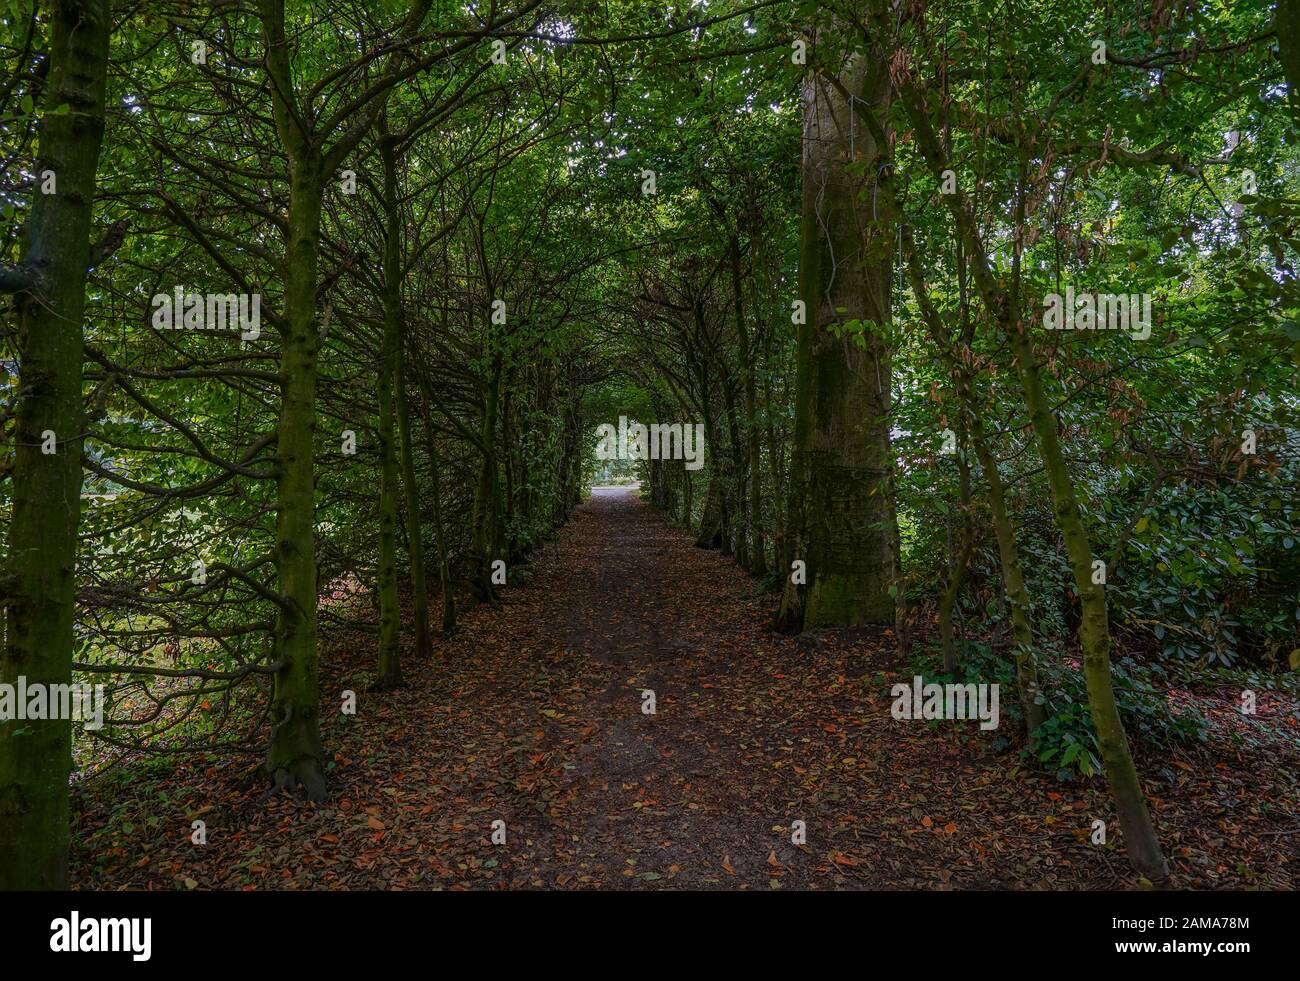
[649, 456, 667, 508]
[263, 158, 327, 800]
[967, 408, 1045, 735]
[681, 458, 694, 527]
[721, 375, 746, 564]
[471, 365, 501, 603]
[1010, 326, 1168, 878]
[763, 355, 784, 573]
[779, 31, 898, 630]
[730, 234, 766, 576]
[695, 471, 724, 549]
[894, 75, 1166, 878]
[372, 133, 403, 691]
[397, 351, 431, 659]
[0, 0, 110, 890]
[501, 386, 517, 560]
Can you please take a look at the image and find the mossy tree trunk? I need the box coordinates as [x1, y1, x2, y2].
[264, 155, 328, 800]
[259, 0, 327, 799]
[779, 28, 898, 631]
[695, 470, 724, 548]
[896, 76, 1166, 878]
[257, 0, 434, 797]
[0, 0, 111, 891]
[1009, 325, 1168, 878]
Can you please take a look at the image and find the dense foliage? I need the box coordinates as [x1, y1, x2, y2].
[1, 0, 1296, 888]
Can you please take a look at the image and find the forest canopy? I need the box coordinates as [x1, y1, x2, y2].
[0, 0, 1297, 897]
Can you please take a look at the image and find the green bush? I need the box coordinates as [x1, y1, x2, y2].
[1030, 657, 1208, 781]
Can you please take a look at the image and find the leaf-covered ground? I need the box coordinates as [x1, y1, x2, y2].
[71, 489, 1299, 890]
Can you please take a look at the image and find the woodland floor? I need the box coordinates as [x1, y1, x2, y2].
[71, 489, 1299, 890]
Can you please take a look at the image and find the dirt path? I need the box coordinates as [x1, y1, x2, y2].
[71, 489, 1299, 890]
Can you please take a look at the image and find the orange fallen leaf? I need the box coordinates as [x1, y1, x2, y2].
[721, 855, 736, 875]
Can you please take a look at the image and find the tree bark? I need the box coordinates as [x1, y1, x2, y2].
[372, 131, 403, 691]
[730, 235, 766, 576]
[263, 157, 327, 800]
[721, 373, 747, 564]
[397, 350, 431, 659]
[779, 28, 898, 630]
[0, 0, 111, 891]
[1010, 324, 1168, 878]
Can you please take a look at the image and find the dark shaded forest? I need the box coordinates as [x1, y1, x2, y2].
[1, 0, 1297, 907]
